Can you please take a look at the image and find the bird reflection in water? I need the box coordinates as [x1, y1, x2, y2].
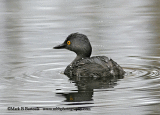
[56, 74, 124, 102]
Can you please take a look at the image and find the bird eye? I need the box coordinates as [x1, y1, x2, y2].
[67, 41, 71, 45]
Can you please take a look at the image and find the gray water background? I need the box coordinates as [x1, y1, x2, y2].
[0, 0, 160, 115]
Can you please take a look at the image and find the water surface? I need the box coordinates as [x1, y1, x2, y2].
[0, 0, 160, 115]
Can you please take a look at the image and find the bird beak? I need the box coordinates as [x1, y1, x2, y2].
[53, 43, 66, 49]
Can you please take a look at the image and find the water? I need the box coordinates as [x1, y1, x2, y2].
[0, 0, 160, 115]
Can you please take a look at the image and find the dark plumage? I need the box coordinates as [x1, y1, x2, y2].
[54, 33, 125, 78]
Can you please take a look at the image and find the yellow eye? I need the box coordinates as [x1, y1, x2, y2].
[67, 41, 71, 45]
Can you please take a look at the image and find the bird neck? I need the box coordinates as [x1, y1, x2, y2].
[71, 55, 88, 64]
